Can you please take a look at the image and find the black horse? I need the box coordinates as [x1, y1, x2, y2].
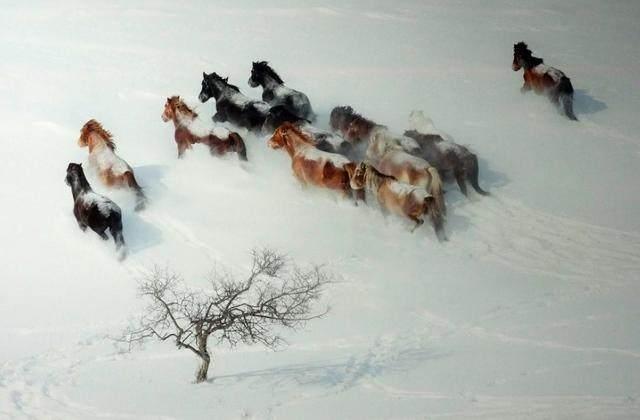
[199, 72, 303, 133]
[512, 42, 577, 121]
[248, 61, 316, 122]
[65, 163, 126, 259]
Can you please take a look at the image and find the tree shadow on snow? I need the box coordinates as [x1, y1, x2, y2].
[209, 348, 451, 391]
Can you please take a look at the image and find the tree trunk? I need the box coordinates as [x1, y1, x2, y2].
[195, 353, 210, 383]
[194, 330, 211, 383]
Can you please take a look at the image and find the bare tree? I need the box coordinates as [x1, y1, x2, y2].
[121, 249, 330, 383]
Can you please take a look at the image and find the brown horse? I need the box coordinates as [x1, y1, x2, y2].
[78, 119, 147, 211]
[350, 162, 445, 240]
[268, 122, 358, 200]
[512, 42, 577, 120]
[161, 96, 247, 160]
[329, 105, 383, 143]
[367, 129, 446, 216]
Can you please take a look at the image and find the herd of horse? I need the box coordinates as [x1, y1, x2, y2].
[65, 42, 577, 259]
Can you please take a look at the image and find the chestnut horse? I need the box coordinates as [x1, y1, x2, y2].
[161, 96, 247, 160]
[512, 42, 577, 121]
[350, 162, 445, 240]
[78, 119, 147, 211]
[268, 122, 358, 200]
[367, 129, 446, 216]
[405, 110, 489, 196]
[65, 163, 126, 260]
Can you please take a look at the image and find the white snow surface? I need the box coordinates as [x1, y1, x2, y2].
[1, 1, 640, 419]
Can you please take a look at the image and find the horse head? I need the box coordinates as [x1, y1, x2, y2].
[248, 61, 283, 88]
[349, 161, 368, 190]
[78, 119, 115, 151]
[162, 96, 177, 122]
[268, 123, 291, 149]
[512, 41, 531, 71]
[199, 72, 228, 102]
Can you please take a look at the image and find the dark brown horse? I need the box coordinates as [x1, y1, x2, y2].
[268, 122, 358, 200]
[512, 42, 577, 120]
[78, 119, 147, 211]
[162, 96, 247, 160]
[349, 162, 445, 241]
[65, 163, 126, 260]
[405, 110, 488, 197]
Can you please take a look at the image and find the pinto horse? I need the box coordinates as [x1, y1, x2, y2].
[512, 42, 577, 121]
[268, 122, 358, 200]
[350, 162, 445, 240]
[405, 110, 489, 197]
[78, 119, 147, 211]
[65, 163, 126, 260]
[162, 96, 247, 160]
[248, 61, 316, 122]
[367, 129, 446, 216]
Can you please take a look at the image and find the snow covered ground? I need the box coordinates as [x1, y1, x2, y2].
[1, 0, 639, 418]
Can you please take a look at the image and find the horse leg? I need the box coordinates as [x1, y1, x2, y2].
[465, 155, 489, 196]
[409, 217, 424, 233]
[91, 225, 109, 240]
[454, 169, 468, 197]
[77, 221, 88, 231]
[124, 172, 147, 211]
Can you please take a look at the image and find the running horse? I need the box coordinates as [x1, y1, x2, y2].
[405, 110, 489, 197]
[77, 119, 147, 211]
[267, 122, 359, 201]
[65, 163, 127, 260]
[349, 162, 445, 241]
[161, 96, 247, 160]
[248, 61, 316, 122]
[512, 42, 577, 120]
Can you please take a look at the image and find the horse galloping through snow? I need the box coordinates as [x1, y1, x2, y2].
[267, 122, 359, 201]
[199, 71, 271, 131]
[77, 119, 147, 211]
[162, 96, 247, 160]
[65, 163, 126, 260]
[405, 110, 489, 197]
[264, 108, 354, 158]
[248, 61, 316, 122]
[512, 42, 577, 121]
[349, 162, 445, 241]
[367, 129, 446, 216]
[329, 105, 420, 154]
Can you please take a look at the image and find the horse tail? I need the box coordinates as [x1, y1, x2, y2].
[229, 132, 247, 161]
[464, 154, 490, 196]
[424, 195, 446, 242]
[426, 167, 446, 217]
[558, 77, 578, 121]
[110, 216, 127, 260]
[124, 171, 147, 211]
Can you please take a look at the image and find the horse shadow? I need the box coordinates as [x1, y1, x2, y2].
[121, 211, 163, 255]
[573, 89, 607, 115]
[442, 157, 509, 238]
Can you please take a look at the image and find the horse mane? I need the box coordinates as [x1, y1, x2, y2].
[281, 122, 315, 145]
[67, 163, 91, 191]
[514, 41, 544, 66]
[81, 119, 116, 151]
[169, 96, 198, 119]
[253, 61, 284, 84]
[209, 72, 240, 92]
[363, 162, 394, 191]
